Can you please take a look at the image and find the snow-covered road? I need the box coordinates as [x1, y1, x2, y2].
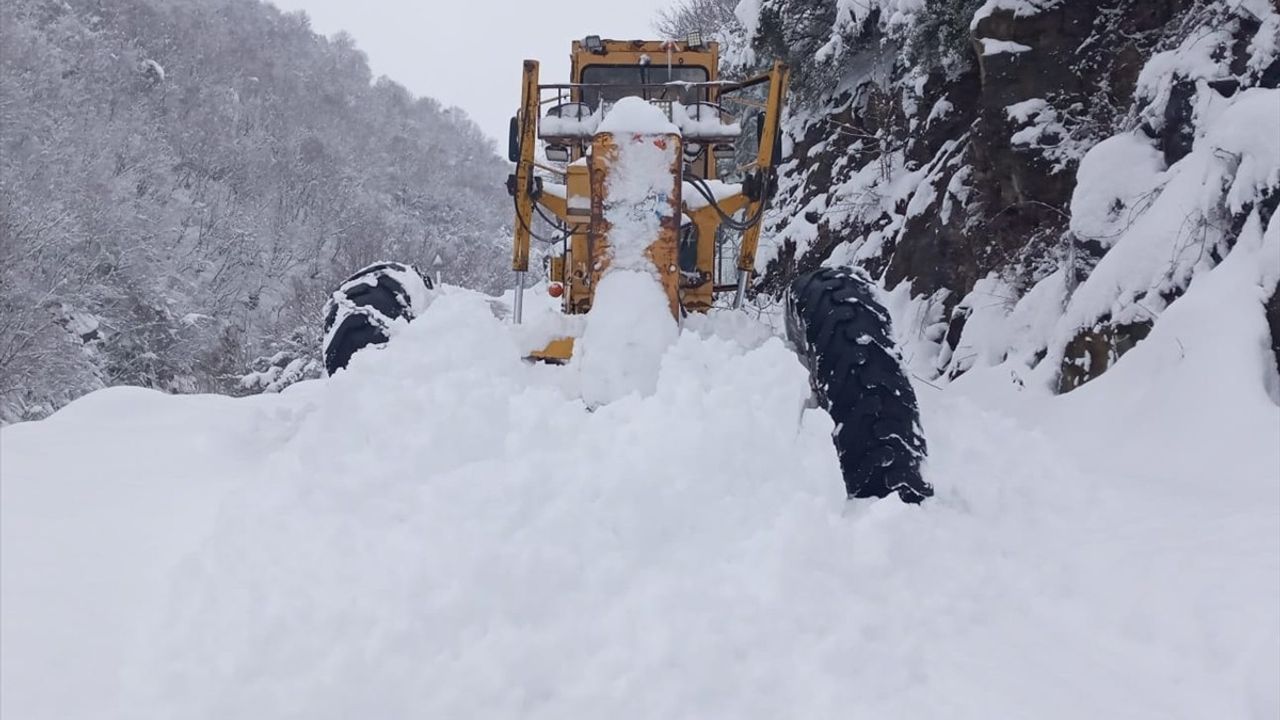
[3, 267, 1278, 719]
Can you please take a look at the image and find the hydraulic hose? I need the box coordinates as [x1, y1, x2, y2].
[686, 175, 767, 232]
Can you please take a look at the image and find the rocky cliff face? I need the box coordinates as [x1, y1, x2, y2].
[743, 0, 1279, 391]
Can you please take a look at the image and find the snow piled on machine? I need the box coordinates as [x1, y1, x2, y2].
[596, 95, 681, 136]
[576, 270, 678, 406]
[3, 270, 1279, 718]
[597, 97, 680, 270]
[572, 98, 684, 405]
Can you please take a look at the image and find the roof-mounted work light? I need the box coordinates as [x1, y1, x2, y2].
[684, 30, 705, 49]
[583, 35, 604, 54]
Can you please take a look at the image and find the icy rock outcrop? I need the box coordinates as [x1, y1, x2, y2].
[743, 0, 1279, 391]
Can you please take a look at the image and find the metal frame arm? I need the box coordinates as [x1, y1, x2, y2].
[737, 61, 789, 278]
[730, 61, 788, 309]
[512, 60, 540, 274]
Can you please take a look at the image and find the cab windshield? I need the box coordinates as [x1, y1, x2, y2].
[579, 65, 709, 108]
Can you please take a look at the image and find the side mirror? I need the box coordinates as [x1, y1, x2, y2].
[507, 115, 520, 163]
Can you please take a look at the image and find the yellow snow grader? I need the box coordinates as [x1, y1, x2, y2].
[321, 34, 933, 503]
[505, 36, 787, 361]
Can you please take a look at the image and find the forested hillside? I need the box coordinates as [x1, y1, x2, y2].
[664, 0, 1279, 393]
[0, 0, 510, 421]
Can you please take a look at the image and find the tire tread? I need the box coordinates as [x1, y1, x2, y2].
[786, 267, 932, 503]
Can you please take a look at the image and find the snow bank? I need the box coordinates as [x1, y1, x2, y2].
[575, 270, 678, 406]
[933, 76, 1279, 386]
[1051, 87, 1279, 342]
[936, 275, 1019, 375]
[1, 385, 319, 720]
[1209, 89, 1280, 214]
[3, 280, 1277, 718]
[1069, 131, 1166, 247]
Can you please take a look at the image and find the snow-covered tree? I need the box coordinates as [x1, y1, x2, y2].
[0, 0, 513, 421]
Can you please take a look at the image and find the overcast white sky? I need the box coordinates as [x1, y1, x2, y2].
[268, 0, 674, 147]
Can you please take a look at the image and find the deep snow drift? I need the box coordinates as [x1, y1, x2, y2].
[3, 256, 1278, 719]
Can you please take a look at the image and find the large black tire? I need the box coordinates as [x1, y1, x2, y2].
[322, 262, 432, 375]
[786, 267, 932, 503]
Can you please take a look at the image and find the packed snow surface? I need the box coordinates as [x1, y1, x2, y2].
[575, 270, 678, 406]
[3, 277, 1279, 718]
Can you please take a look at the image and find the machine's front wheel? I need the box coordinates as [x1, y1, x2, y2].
[322, 262, 432, 375]
[786, 267, 932, 503]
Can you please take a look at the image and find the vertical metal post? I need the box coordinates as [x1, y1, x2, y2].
[736, 61, 790, 281]
[732, 270, 749, 309]
[513, 270, 526, 324]
[511, 61, 540, 287]
[510, 60, 539, 326]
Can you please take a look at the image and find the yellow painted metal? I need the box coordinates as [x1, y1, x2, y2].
[568, 39, 721, 175]
[736, 60, 790, 276]
[511, 60, 540, 273]
[528, 337, 575, 363]
[588, 131, 684, 317]
[684, 194, 748, 311]
[566, 162, 590, 217]
[538, 190, 567, 217]
[570, 39, 720, 90]
[513, 40, 789, 362]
